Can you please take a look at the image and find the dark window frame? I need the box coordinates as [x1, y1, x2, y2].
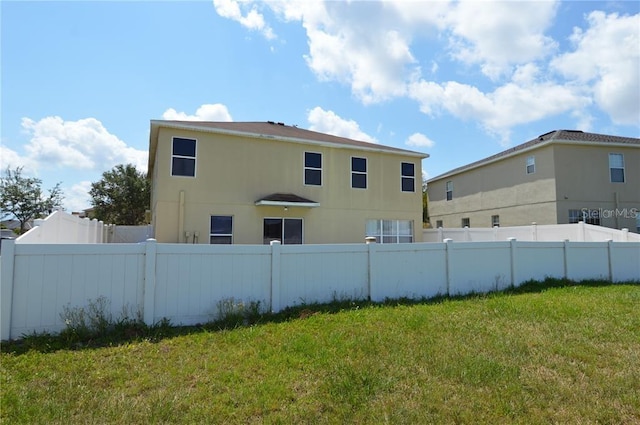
[351, 156, 367, 189]
[263, 217, 303, 244]
[210, 215, 233, 244]
[304, 152, 322, 186]
[171, 137, 197, 177]
[401, 162, 415, 192]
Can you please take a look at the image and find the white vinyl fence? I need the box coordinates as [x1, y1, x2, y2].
[423, 222, 639, 243]
[15, 211, 154, 244]
[17, 210, 106, 244]
[1, 238, 639, 340]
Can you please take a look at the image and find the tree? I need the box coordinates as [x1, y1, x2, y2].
[422, 178, 429, 226]
[89, 164, 150, 225]
[0, 167, 64, 234]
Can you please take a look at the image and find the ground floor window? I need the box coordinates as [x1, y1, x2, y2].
[210, 215, 233, 244]
[569, 209, 600, 225]
[263, 218, 303, 244]
[436, 220, 443, 228]
[461, 218, 470, 228]
[366, 219, 413, 243]
[491, 215, 500, 227]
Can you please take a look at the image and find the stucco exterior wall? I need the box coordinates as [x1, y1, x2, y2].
[428, 146, 558, 227]
[553, 144, 639, 229]
[151, 128, 423, 244]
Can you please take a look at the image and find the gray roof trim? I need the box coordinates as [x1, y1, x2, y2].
[427, 130, 640, 183]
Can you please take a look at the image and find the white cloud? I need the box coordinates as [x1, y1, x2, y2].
[409, 78, 590, 144]
[307, 106, 377, 143]
[216, 1, 638, 144]
[406, 133, 435, 149]
[264, 1, 419, 103]
[0, 145, 38, 175]
[162, 104, 233, 122]
[20, 116, 148, 172]
[445, 1, 559, 80]
[64, 181, 93, 213]
[551, 11, 640, 125]
[213, 0, 275, 39]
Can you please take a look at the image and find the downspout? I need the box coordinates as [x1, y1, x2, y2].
[614, 191, 619, 229]
[178, 190, 185, 243]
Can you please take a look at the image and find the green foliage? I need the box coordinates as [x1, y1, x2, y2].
[422, 177, 429, 225]
[213, 298, 263, 329]
[56, 296, 172, 347]
[0, 166, 64, 233]
[89, 163, 150, 225]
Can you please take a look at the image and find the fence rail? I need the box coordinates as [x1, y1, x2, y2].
[1, 238, 639, 340]
[423, 222, 639, 242]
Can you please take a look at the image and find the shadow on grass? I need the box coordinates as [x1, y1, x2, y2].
[2, 278, 637, 356]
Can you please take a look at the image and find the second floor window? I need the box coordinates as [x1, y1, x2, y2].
[351, 157, 367, 189]
[401, 162, 415, 192]
[609, 153, 625, 183]
[446, 181, 453, 201]
[172, 137, 196, 177]
[526, 156, 535, 174]
[304, 152, 322, 186]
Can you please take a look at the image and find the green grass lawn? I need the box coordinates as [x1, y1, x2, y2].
[2, 280, 639, 424]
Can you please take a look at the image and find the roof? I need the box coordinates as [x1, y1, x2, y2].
[255, 193, 320, 208]
[149, 120, 428, 176]
[427, 129, 640, 182]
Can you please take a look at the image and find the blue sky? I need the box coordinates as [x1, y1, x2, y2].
[2, 0, 639, 212]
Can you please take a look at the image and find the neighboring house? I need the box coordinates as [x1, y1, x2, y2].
[427, 130, 640, 231]
[148, 120, 428, 244]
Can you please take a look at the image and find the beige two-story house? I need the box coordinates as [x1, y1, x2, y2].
[148, 120, 428, 244]
[427, 130, 639, 231]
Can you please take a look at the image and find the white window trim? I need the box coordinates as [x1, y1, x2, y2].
[366, 219, 414, 244]
[401, 162, 416, 193]
[446, 181, 453, 201]
[303, 151, 323, 187]
[351, 156, 367, 189]
[609, 153, 625, 183]
[526, 155, 535, 175]
[171, 136, 197, 178]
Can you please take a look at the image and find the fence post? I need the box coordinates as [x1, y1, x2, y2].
[464, 226, 470, 241]
[508, 237, 517, 287]
[578, 221, 585, 241]
[444, 238, 453, 296]
[530, 222, 535, 241]
[366, 237, 377, 300]
[563, 239, 570, 279]
[143, 238, 157, 325]
[438, 227, 443, 242]
[0, 239, 16, 340]
[621, 228, 629, 242]
[270, 241, 281, 313]
[606, 239, 614, 283]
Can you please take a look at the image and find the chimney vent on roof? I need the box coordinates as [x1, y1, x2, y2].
[267, 121, 275, 124]
[277, 122, 285, 126]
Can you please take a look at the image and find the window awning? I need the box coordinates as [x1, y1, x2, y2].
[255, 193, 320, 208]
